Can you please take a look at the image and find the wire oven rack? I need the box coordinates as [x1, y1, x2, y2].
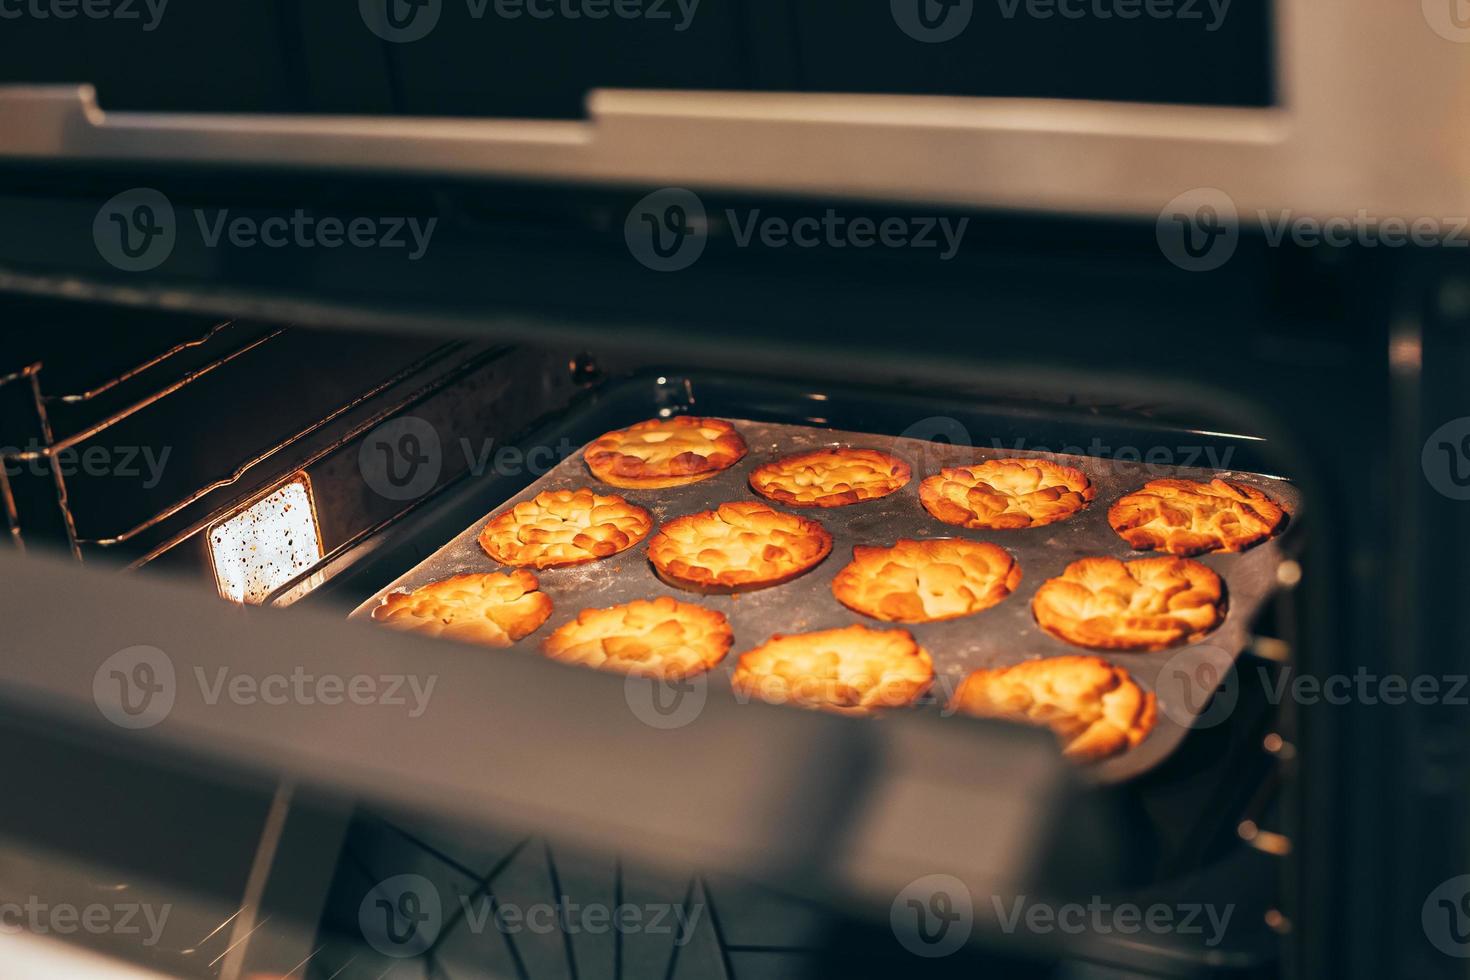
[0, 320, 513, 571]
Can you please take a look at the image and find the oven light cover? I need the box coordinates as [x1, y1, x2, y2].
[208, 475, 324, 605]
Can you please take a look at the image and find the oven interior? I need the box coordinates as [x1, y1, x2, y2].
[0, 291, 1318, 978]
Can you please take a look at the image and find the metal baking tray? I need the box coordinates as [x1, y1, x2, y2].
[350, 419, 1302, 783]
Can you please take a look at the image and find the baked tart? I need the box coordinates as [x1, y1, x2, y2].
[749, 447, 911, 508]
[585, 416, 747, 490]
[1032, 556, 1225, 651]
[832, 537, 1020, 623]
[647, 501, 832, 593]
[542, 596, 733, 679]
[370, 571, 553, 648]
[950, 655, 1157, 762]
[732, 624, 934, 714]
[478, 489, 652, 569]
[920, 458, 1094, 530]
[1109, 478, 1286, 556]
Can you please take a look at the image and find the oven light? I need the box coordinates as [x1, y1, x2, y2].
[207, 475, 324, 605]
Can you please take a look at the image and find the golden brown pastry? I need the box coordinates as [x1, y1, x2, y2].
[541, 596, 733, 679]
[920, 458, 1095, 529]
[370, 571, 552, 648]
[831, 538, 1021, 623]
[478, 489, 652, 569]
[585, 417, 748, 489]
[1032, 556, 1225, 651]
[647, 501, 832, 593]
[1108, 478, 1286, 556]
[949, 656, 1157, 762]
[748, 448, 911, 508]
[732, 625, 934, 714]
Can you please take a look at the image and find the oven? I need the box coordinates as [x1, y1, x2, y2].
[0, 3, 1466, 979]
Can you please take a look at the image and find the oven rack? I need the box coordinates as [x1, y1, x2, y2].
[0, 321, 489, 569]
[0, 319, 281, 557]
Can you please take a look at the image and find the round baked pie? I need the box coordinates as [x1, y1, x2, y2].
[647, 501, 833, 593]
[832, 538, 1021, 623]
[1108, 478, 1286, 556]
[541, 596, 733, 679]
[585, 416, 748, 490]
[949, 656, 1157, 763]
[920, 458, 1095, 529]
[478, 489, 652, 569]
[748, 448, 911, 508]
[1031, 556, 1225, 652]
[370, 571, 553, 648]
[731, 625, 935, 714]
